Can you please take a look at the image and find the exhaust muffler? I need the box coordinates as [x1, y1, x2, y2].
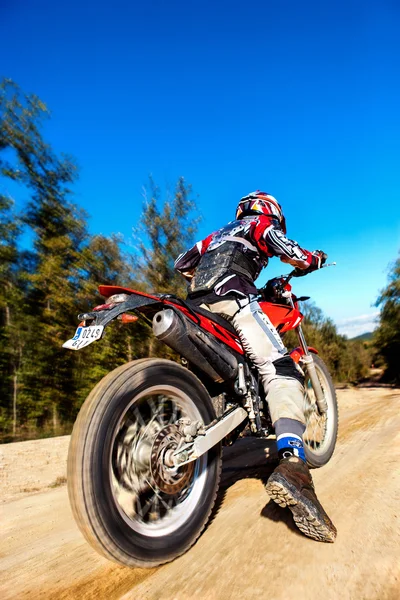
[153, 308, 239, 383]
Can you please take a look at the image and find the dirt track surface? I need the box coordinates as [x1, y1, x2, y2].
[1, 386, 400, 600]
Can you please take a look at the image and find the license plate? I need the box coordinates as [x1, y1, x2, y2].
[62, 325, 104, 350]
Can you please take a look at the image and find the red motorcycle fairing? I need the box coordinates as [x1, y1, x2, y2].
[98, 287, 305, 355]
[176, 305, 244, 354]
[258, 301, 303, 333]
[99, 285, 157, 300]
[290, 346, 319, 364]
[99, 285, 244, 355]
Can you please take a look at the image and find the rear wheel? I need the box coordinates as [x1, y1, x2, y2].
[302, 354, 338, 468]
[67, 358, 222, 568]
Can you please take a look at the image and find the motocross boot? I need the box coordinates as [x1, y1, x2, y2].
[265, 457, 337, 542]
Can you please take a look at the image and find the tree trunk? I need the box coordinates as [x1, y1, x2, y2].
[12, 344, 22, 439]
[52, 404, 58, 434]
[148, 336, 155, 357]
[5, 303, 11, 327]
[12, 373, 17, 438]
[127, 336, 133, 362]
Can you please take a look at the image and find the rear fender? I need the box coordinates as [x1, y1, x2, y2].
[78, 290, 162, 328]
[98, 285, 159, 299]
[290, 346, 319, 364]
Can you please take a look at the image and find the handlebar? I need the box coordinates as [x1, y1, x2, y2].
[286, 261, 337, 283]
[257, 262, 336, 296]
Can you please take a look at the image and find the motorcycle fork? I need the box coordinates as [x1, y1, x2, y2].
[287, 297, 328, 415]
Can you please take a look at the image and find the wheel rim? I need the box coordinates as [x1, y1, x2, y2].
[109, 385, 208, 537]
[302, 362, 335, 457]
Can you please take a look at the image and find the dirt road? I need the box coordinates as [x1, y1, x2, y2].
[1, 386, 400, 600]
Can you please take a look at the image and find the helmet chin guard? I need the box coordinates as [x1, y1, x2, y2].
[236, 190, 286, 233]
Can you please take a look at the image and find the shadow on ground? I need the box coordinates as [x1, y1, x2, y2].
[207, 437, 302, 536]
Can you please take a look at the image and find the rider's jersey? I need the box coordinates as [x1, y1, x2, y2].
[174, 215, 314, 300]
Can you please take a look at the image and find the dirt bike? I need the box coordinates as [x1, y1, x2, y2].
[64, 266, 338, 568]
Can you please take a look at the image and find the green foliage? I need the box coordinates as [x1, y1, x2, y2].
[133, 176, 199, 296]
[373, 253, 400, 383]
[0, 78, 200, 441]
[0, 79, 87, 433]
[350, 332, 373, 342]
[0, 78, 76, 204]
[71, 234, 151, 404]
[284, 301, 372, 383]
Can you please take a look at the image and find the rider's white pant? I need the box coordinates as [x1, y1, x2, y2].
[200, 297, 306, 426]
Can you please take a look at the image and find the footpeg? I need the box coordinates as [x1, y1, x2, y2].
[173, 407, 247, 465]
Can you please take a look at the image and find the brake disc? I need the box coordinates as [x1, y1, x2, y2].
[150, 425, 195, 495]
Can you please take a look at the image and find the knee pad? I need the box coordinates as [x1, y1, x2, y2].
[273, 355, 305, 385]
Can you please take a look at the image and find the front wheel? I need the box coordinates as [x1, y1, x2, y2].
[301, 354, 338, 468]
[67, 358, 222, 568]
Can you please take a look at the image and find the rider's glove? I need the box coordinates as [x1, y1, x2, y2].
[292, 250, 327, 277]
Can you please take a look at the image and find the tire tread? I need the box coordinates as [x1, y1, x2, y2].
[67, 358, 222, 567]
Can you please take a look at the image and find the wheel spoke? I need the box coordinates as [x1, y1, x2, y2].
[302, 361, 334, 456]
[109, 387, 205, 535]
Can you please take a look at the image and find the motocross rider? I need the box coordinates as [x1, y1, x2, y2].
[174, 190, 337, 542]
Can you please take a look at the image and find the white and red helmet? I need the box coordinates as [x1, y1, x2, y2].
[235, 190, 286, 233]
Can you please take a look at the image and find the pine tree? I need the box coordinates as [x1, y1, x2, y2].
[71, 234, 150, 408]
[134, 176, 199, 295]
[0, 79, 201, 439]
[132, 177, 200, 357]
[0, 78, 84, 435]
[0, 194, 25, 436]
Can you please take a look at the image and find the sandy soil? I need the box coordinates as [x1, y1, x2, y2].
[1, 436, 69, 503]
[1, 386, 400, 600]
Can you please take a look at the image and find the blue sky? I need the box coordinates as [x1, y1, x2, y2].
[1, 0, 399, 336]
